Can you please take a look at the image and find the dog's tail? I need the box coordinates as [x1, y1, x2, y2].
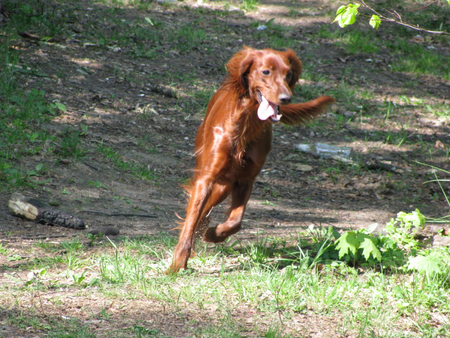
[279, 96, 335, 126]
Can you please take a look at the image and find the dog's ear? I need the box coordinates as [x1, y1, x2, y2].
[225, 47, 256, 96]
[284, 49, 302, 89]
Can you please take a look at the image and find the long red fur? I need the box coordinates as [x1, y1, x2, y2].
[167, 47, 335, 274]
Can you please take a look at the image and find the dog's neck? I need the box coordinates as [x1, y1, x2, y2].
[230, 98, 269, 159]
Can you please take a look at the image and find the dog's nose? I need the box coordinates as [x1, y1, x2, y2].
[279, 93, 292, 104]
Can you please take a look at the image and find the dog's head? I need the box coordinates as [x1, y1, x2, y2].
[225, 47, 302, 122]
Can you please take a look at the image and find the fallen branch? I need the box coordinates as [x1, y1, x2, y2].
[8, 192, 86, 230]
[362, 0, 450, 35]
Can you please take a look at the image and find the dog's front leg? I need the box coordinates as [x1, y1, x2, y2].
[202, 179, 254, 243]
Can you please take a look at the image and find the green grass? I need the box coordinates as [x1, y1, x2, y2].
[321, 25, 450, 80]
[425, 103, 450, 118]
[239, 0, 261, 12]
[337, 30, 381, 54]
[0, 86, 57, 188]
[319, 2, 450, 80]
[2, 220, 450, 337]
[97, 144, 158, 181]
[386, 38, 450, 78]
[0, 0, 77, 37]
[0, 1, 82, 189]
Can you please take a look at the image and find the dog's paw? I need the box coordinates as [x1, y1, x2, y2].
[202, 227, 226, 243]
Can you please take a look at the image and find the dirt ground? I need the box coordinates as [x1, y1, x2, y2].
[1, 0, 450, 257]
[1, 1, 450, 337]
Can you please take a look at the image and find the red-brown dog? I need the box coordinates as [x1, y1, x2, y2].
[167, 47, 334, 273]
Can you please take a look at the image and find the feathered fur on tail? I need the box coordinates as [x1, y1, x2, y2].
[279, 96, 335, 126]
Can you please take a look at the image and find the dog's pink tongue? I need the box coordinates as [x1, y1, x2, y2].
[257, 96, 278, 121]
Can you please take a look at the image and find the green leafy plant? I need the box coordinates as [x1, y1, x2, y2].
[408, 254, 440, 278]
[419, 162, 450, 223]
[333, 1, 450, 34]
[24, 268, 47, 287]
[7, 254, 23, 262]
[239, 0, 260, 11]
[131, 325, 159, 338]
[407, 247, 450, 285]
[301, 220, 416, 269]
[89, 180, 105, 189]
[48, 101, 66, 116]
[57, 128, 88, 159]
[384, 209, 426, 251]
[0, 244, 8, 255]
[334, 3, 361, 28]
[307, 224, 340, 244]
[86, 232, 104, 246]
[67, 270, 87, 285]
[335, 225, 382, 264]
[0, 163, 49, 188]
[299, 224, 341, 266]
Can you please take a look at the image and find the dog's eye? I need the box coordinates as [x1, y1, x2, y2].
[262, 70, 271, 76]
[286, 71, 293, 80]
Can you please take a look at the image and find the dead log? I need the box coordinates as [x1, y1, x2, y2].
[8, 192, 86, 230]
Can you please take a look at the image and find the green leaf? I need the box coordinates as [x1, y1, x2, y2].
[360, 237, 382, 261]
[335, 5, 347, 16]
[402, 209, 426, 229]
[27, 170, 37, 176]
[369, 15, 381, 29]
[28, 133, 39, 142]
[333, 3, 360, 28]
[144, 17, 154, 26]
[266, 18, 276, 26]
[335, 231, 359, 257]
[53, 102, 66, 112]
[7, 254, 22, 261]
[366, 223, 379, 234]
[383, 209, 425, 250]
[408, 255, 441, 276]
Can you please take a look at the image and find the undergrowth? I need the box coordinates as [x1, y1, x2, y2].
[2, 209, 450, 337]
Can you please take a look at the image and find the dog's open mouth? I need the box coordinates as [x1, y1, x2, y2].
[257, 91, 281, 122]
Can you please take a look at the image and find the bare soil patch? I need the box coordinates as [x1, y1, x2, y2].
[1, 0, 449, 241]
